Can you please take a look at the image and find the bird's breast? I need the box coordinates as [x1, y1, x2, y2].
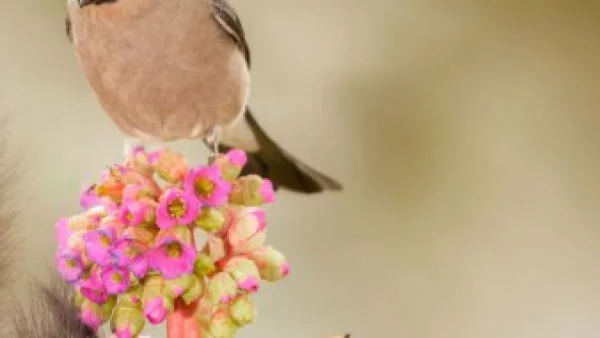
[69, 0, 250, 141]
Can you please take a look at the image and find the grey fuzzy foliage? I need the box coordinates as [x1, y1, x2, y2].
[0, 120, 100, 338]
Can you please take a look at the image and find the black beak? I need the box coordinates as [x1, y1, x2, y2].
[78, 0, 95, 7]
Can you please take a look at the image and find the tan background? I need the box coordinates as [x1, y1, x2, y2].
[2, 1, 600, 337]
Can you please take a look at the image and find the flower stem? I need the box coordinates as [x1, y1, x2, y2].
[166, 229, 201, 338]
[167, 298, 201, 338]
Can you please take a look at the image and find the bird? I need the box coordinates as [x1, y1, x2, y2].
[64, 0, 342, 193]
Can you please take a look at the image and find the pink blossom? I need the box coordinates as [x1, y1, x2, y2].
[143, 297, 168, 324]
[84, 228, 116, 265]
[119, 199, 152, 226]
[156, 188, 200, 229]
[79, 268, 110, 304]
[110, 239, 148, 278]
[184, 165, 231, 207]
[147, 229, 197, 279]
[100, 265, 130, 294]
[56, 249, 84, 283]
[80, 305, 104, 331]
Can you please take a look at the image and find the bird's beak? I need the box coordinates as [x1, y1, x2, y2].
[78, 0, 95, 7]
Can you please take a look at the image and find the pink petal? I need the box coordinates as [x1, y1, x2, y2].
[238, 276, 260, 292]
[226, 149, 247, 167]
[144, 297, 167, 325]
[101, 265, 130, 294]
[260, 179, 276, 204]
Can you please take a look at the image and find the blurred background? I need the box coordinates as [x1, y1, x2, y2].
[2, 0, 600, 337]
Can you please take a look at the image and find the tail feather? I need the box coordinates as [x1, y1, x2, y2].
[219, 108, 343, 193]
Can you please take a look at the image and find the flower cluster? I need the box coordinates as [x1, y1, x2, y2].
[55, 147, 289, 338]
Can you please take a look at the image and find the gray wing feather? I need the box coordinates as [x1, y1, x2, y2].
[211, 0, 251, 67]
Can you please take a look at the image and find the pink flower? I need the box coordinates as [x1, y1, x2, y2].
[80, 304, 104, 331]
[156, 188, 200, 229]
[79, 269, 110, 304]
[56, 249, 84, 283]
[119, 199, 152, 227]
[147, 228, 197, 279]
[143, 297, 168, 324]
[110, 239, 148, 278]
[184, 165, 231, 207]
[84, 228, 116, 265]
[100, 265, 130, 294]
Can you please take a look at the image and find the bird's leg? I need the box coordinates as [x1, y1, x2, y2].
[205, 126, 222, 162]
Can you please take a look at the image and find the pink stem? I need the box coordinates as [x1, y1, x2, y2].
[167, 299, 201, 338]
[166, 230, 201, 338]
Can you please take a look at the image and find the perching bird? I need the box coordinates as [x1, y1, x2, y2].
[65, 0, 342, 193]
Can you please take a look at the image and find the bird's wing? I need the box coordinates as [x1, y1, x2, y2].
[211, 0, 251, 67]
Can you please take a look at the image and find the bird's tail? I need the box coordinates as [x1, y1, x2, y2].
[219, 109, 343, 193]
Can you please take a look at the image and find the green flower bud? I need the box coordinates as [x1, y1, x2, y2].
[111, 304, 145, 337]
[181, 274, 204, 305]
[223, 257, 260, 292]
[229, 294, 257, 327]
[249, 246, 290, 282]
[165, 274, 194, 298]
[207, 272, 238, 305]
[194, 253, 216, 276]
[195, 207, 226, 232]
[209, 309, 238, 338]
